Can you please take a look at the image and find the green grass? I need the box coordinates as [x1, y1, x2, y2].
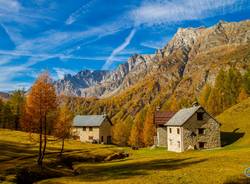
[1, 98, 250, 183]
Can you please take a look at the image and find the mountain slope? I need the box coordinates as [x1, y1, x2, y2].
[54, 70, 109, 96]
[55, 20, 250, 99]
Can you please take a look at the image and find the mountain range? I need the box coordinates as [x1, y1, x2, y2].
[55, 20, 250, 100]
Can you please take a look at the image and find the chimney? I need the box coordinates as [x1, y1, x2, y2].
[156, 106, 160, 111]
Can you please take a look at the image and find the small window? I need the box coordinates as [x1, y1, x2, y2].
[169, 139, 173, 145]
[177, 128, 180, 134]
[82, 127, 86, 131]
[101, 136, 104, 142]
[198, 128, 205, 135]
[177, 141, 180, 148]
[169, 128, 172, 133]
[197, 112, 204, 120]
[89, 136, 93, 140]
[89, 127, 93, 131]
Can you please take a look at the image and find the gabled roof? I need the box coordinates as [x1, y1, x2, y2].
[154, 112, 176, 126]
[165, 106, 201, 126]
[73, 115, 108, 127]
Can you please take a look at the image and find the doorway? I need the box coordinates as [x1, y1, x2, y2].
[198, 142, 206, 149]
[107, 136, 112, 144]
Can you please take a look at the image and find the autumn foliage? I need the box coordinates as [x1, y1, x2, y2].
[22, 72, 57, 166]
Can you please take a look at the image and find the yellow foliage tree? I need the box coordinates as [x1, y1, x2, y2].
[54, 104, 73, 156]
[23, 72, 57, 166]
[238, 88, 249, 102]
[142, 107, 155, 147]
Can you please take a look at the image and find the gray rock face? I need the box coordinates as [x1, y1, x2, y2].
[54, 20, 250, 98]
[54, 70, 109, 96]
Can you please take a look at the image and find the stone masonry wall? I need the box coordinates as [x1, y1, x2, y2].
[182, 108, 221, 151]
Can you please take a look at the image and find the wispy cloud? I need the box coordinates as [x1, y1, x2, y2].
[65, 0, 96, 25]
[131, 0, 248, 26]
[102, 28, 136, 70]
[0, 0, 22, 13]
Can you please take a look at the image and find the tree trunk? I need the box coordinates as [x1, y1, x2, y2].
[60, 138, 65, 157]
[40, 115, 47, 165]
[37, 118, 43, 166]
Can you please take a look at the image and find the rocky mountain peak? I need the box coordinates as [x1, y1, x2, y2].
[54, 20, 250, 98]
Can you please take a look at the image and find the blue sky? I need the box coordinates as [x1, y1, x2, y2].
[0, 0, 249, 91]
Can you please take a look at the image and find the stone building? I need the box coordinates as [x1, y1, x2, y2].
[155, 112, 175, 147]
[155, 105, 221, 152]
[72, 115, 113, 144]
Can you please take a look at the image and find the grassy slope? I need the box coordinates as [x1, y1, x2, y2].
[0, 129, 119, 183]
[38, 99, 250, 184]
[217, 97, 250, 147]
[1, 99, 250, 183]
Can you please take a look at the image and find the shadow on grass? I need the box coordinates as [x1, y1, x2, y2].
[221, 128, 245, 146]
[0, 140, 38, 162]
[74, 157, 208, 182]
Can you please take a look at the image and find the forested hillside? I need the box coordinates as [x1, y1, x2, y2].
[60, 20, 250, 146]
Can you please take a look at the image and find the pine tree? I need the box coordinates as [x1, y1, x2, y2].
[243, 68, 250, 94]
[224, 68, 242, 108]
[9, 89, 25, 130]
[2, 102, 14, 129]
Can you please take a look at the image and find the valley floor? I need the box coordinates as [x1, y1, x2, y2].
[0, 129, 249, 184]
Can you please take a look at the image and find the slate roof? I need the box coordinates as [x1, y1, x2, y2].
[165, 106, 201, 126]
[154, 112, 176, 126]
[73, 115, 107, 127]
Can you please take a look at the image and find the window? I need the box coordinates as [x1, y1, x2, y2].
[89, 127, 93, 131]
[88, 136, 93, 140]
[177, 128, 180, 134]
[82, 127, 86, 131]
[198, 142, 206, 149]
[177, 141, 180, 148]
[198, 128, 205, 135]
[197, 112, 204, 120]
[169, 128, 172, 133]
[101, 136, 104, 142]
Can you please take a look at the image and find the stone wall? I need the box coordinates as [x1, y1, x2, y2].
[182, 108, 221, 151]
[157, 127, 168, 147]
[72, 126, 100, 143]
[99, 119, 112, 144]
[167, 126, 183, 152]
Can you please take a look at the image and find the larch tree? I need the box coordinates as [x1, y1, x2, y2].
[237, 88, 248, 102]
[142, 107, 155, 147]
[24, 72, 57, 166]
[54, 104, 73, 156]
[199, 84, 212, 109]
[128, 120, 140, 147]
[128, 109, 146, 147]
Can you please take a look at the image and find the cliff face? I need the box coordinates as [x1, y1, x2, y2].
[55, 20, 250, 99]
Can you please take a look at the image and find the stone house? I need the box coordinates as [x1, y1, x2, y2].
[72, 115, 113, 144]
[155, 112, 175, 147]
[155, 105, 221, 152]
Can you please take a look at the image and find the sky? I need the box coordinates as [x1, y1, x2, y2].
[0, 0, 249, 91]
